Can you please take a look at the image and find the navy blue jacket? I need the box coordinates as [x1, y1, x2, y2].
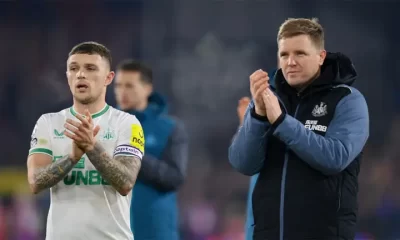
[245, 173, 258, 240]
[229, 53, 369, 240]
[126, 93, 188, 240]
[244, 69, 277, 240]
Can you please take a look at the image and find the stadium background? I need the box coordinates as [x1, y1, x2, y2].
[0, 1, 399, 239]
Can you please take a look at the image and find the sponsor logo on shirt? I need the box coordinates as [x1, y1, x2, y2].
[63, 170, 110, 186]
[53, 129, 65, 139]
[304, 120, 328, 132]
[129, 124, 145, 153]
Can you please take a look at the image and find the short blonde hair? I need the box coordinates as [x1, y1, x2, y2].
[277, 18, 324, 49]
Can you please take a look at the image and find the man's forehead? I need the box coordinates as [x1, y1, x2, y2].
[67, 54, 104, 65]
[278, 35, 314, 51]
[116, 71, 141, 80]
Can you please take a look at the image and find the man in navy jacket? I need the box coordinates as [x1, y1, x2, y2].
[229, 18, 369, 240]
[114, 59, 188, 240]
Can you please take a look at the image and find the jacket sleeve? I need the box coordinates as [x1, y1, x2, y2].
[272, 88, 369, 175]
[137, 120, 189, 192]
[228, 100, 271, 176]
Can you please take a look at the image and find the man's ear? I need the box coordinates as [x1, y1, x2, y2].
[105, 71, 115, 86]
[144, 83, 153, 97]
[318, 50, 327, 66]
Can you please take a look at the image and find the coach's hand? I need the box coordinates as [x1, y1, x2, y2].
[262, 88, 282, 124]
[64, 109, 101, 152]
[250, 69, 270, 116]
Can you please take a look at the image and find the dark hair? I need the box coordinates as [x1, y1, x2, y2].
[69, 41, 112, 68]
[116, 59, 153, 84]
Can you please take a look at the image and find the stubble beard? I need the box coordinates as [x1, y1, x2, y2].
[74, 93, 98, 105]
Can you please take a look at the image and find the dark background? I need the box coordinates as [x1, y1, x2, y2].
[0, 1, 399, 239]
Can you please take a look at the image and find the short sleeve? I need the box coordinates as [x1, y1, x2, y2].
[29, 115, 53, 156]
[113, 115, 144, 160]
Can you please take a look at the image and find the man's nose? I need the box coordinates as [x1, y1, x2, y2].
[288, 56, 297, 66]
[77, 70, 86, 79]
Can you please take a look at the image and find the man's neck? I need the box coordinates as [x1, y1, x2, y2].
[127, 101, 148, 112]
[72, 100, 107, 116]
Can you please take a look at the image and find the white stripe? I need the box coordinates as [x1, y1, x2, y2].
[333, 84, 352, 93]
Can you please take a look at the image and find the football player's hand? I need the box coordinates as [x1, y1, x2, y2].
[69, 141, 84, 163]
[64, 109, 101, 152]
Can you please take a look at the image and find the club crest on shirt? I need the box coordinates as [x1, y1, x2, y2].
[311, 102, 328, 117]
[99, 128, 116, 141]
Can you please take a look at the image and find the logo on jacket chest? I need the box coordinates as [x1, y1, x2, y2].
[311, 102, 327, 117]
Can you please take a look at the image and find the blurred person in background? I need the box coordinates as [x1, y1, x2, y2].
[114, 59, 189, 240]
[237, 97, 251, 128]
[26, 42, 144, 240]
[229, 18, 369, 240]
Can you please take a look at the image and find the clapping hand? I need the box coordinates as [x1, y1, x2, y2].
[249, 69, 270, 116]
[262, 88, 282, 124]
[64, 109, 101, 152]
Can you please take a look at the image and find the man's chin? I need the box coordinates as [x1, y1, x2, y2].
[74, 95, 94, 105]
[287, 77, 307, 86]
[118, 104, 130, 111]
[287, 78, 301, 86]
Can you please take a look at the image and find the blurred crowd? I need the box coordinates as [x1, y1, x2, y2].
[1, 1, 400, 240]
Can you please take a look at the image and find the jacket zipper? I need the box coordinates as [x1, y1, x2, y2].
[276, 95, 301, 240]
[275, 86, 329, 239]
